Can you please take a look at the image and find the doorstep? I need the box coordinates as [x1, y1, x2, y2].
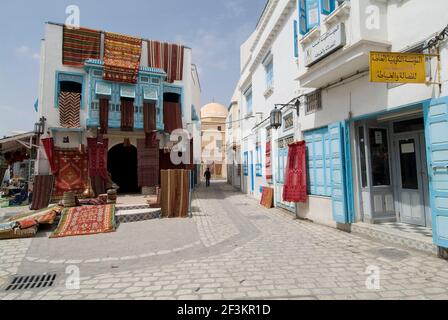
[351, 222, 437, 255]
[115, 205, 161, 224]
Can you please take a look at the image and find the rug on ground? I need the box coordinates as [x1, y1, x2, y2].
[50, 204, 116, 238]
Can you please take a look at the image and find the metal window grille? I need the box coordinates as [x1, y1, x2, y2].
[305, 90, 322, 115]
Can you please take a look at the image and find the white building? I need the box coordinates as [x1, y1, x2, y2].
[235, 0, 448, 256]
[35, 22, 201, 194]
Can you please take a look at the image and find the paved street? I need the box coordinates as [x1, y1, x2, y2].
[1, 182, 448, 300]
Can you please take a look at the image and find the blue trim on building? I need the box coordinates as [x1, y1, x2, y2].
[54, 71, 86, 109]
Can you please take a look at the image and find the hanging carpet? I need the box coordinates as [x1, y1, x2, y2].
[137, 139, 159, 188]
[41, 138, 56, 174]
[103, 32, 142, 84]
[282, 141, 308, 203]
[147, 41, 184, 83]
[160, 169, 190, 218]
[52, 148, 89, 199]
[120, 99, 134, 131]
[62, 26, 101, 67]
[59, 92, 81, 128]
[30, 175, 55, 210]
[163, 102, 182, 134]
[50, 204, 116, 238]
[266, 141, 273, 183]
[87, 138, 109, 179]
[99, 98, 109, 134]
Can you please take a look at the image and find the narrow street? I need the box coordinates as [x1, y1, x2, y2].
[1, 182, 448, 300]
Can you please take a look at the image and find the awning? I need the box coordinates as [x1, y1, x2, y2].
[0, 132, 36, 153]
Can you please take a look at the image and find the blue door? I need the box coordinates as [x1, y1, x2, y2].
[424, 97, 448, 248]
[329, 122, 350, 224]
[250, 151, 255, 192]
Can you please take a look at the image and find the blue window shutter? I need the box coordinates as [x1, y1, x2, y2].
[306, 0, 320, 30]
[329, 122, 349, 224]
[424, 97, 448, 248]
[298, 0, 308, 35]
[321, 0, 335, 15]
[293, 20, 299, 58]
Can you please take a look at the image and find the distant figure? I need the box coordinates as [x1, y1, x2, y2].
[204, 168, 211, 187]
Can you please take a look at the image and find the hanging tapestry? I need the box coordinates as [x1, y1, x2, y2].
[87, 138, 109, 179]
[99, 98, 109, 134]
[59, 91, 81, 128]
[163, 102, 182, 133]
[50, 204, 116, 238]
[160, 169, 190, 218]
[147, 41, 184, 83]
[143, 102, 157, 146]
[137, 139, 159, 188]
[283, 141, 308, 203]
[30, 175, 55, 210]
[62, 26, 101, 67]
[52, 148, 89, 199]
[41, 138, 56, 174]
[120, 99, 134, 131]
[103, 32, 142, 84]
[266, 141, 272, 183]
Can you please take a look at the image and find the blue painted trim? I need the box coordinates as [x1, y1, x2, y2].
[321, 0, 335, 15]
[243, 152, 249, 176]
[424, 96, 448, 248]
[54, 71, 86, 110]
[250, 151, 255, 192]
[163, 84, 184, 116]
[256, 145, 263, 177]
[293, 20, 299, 58]
[343, 121, 355, 223]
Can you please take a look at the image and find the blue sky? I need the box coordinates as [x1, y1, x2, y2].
[0, 0, 266, 137]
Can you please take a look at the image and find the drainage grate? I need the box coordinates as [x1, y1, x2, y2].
[4, 273, 57, 292]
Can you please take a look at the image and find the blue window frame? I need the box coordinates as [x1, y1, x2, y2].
[299, 0, 337, 36]
[191, 105, 199, 121]
[54, 71, 85, 109]
[276, 147, 288, 184]
[321, 0, 336, 15]
[265, 58, 274, 89]
[256, 144, 262, 177]
[304, 127, 332, 197]
[293, 20, 299, 58]
[244, 87, 253, 114]
[243, 152, 249, 176]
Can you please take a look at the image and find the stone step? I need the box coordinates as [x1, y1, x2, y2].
[351, 222, 437, 255]
[115, 208, 161, 224]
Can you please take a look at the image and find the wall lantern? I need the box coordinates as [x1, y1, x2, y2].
[34, 117, 47, 135]
[270, 99, 301, 130]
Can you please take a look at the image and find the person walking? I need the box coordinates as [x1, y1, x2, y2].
[204, 168, 211, 187]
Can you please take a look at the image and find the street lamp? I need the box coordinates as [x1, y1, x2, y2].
[270, 99, 301, 130]
[34, 117, 46, 135]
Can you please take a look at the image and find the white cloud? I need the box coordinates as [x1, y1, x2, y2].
[15, 45, 40, 62]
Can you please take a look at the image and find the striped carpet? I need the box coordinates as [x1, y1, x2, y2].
[59, 92, 81, 128]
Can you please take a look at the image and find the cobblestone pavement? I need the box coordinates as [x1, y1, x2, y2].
[1, 182, 448, 300]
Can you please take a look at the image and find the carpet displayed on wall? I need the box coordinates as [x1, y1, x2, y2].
[160, 169, 190, 218]
[283, 141, 308, 203]
[41, 138, 56, 174]
[30, 175, 55, 210]
[266, 141, 273, 183]
[62, 26, 101, 67]
[50, 204, 116, 238]
[103, 32, 142, 84]
[163, 102, 182, 133]
[87, 138, 109, 179]
[52, 148, 88, 199]
[99, 98, 110, 134]
[260, 187, 274, 209]
[121, 99, 134, 131]
[147, 41, 184, 83]
[137, 139, 159, 188]
[59, 91, 81, 128]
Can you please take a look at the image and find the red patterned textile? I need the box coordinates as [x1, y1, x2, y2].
[87, 138, 109, 179]
[120, 99, 134, 131]
[163, 102, 182, 133]
[282, 141, 308, 203]
[103, 32, 142, 84]
[52, 148, 89, 199]
[99, 98, 109, 134]
[147, 41, 184, 83]
[266, 141, 272, 183]
[30, 175, 55, 210]
[41, 138, 56, 174]
[260, 187, 274, 209]
[62, 26, 101, 67]
[137, 139, 159, 188]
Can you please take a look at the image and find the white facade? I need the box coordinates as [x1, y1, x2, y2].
[36, 22, 201, 177]
[234, 0, 448, 249]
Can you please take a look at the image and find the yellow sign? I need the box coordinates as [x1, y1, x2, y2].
[369, 51, 426, 83]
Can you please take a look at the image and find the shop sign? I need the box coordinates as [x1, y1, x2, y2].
[305, 23, 346, 67]
[369, 51, 426, 83]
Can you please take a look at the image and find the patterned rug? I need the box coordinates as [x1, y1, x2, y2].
[50, 205, 116, 238]
[52, 149, 88, 199]
[137, 139, 159, 188]
[147, 41, 184, 83]
[62, 26, 101, 67]
[59, 92, 81, 128]
[30, 175, 55, 210]
[103, 32, 142, 84]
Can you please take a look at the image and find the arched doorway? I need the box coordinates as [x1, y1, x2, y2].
[108, 143, 139, 194]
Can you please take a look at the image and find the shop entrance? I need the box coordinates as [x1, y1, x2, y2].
[108, 143, 139, 194]
[355, 108, 431, 228]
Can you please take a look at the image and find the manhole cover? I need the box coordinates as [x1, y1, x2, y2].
[372, 248, 410, 261]
[4, 273, 57, 292]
